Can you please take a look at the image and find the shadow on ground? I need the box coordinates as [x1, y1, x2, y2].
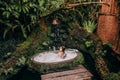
[7, 66, 40, 80]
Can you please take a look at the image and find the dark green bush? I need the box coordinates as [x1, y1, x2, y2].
[0, 0, 65, 39]
[0, 39, 17, 62]
[103, 72, 120, 80]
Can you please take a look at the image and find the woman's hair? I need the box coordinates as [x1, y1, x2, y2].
[61, 46, 65, 52]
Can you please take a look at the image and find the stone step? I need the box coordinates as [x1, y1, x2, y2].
[41, 65, 93, 80]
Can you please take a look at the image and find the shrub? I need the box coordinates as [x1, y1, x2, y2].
[83, 20, 97, 33]
[103, 73, 120, 80]
[0, 39, 17, 62]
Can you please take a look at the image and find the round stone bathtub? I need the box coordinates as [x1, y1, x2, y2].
[31, 49, 79, 64]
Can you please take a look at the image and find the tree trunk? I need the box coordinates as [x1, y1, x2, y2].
[97, 0, 120, 54]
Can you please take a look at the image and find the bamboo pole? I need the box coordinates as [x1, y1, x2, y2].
[66, 2, 110, 8]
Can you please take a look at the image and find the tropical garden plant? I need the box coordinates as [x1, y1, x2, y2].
[0, 0, 120, 80]
[0, 0, 65, 39]
[0, 0, 40, 39]
[83, 20, 97, 33]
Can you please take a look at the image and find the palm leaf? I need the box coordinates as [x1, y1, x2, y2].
[21, 26, 27, 38]
[3, 28, 10, 39]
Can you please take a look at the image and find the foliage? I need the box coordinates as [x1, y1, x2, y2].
[74, 4, 100, 24]
[103, 72, 120, 80]
[51, 4, 99, 27]
[0, 0, 65, 39]
[64, 26, 110, 78]
[16, 56, 26, 66]
[0, 0, 100, 39]
[0, 0, 119, 80]
[117, 0, 120, 5]
[0, 0, 40, 39]
[73, 52, 84, 65]
[0, 39, 17, 63]
[39, 0, 65, 17]
[85, 40, 93, 47]
[86, 35, 109, 77]
[83, 20, 97, 33]
[0, 21, 49, 80]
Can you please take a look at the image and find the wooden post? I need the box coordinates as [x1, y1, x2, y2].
[97, 0, 120, 54]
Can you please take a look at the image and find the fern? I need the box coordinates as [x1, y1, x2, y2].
[0, 0, 67, 39]
[83, 20, 97, 33]
[0, 0, 40, 39]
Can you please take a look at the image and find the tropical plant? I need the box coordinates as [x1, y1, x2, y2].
[103, 72, 120, 80]
[0, 39, 17, 62]
[0, 0, 100, 39]
[83, 20, 97, 33]
[0, 0, 40, 39]
[39, 0, 65, 17]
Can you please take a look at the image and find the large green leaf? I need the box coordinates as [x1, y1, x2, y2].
[21, 26, 27, 38]
[2, 11, 10, 18]
[3, 28, 10, 39]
